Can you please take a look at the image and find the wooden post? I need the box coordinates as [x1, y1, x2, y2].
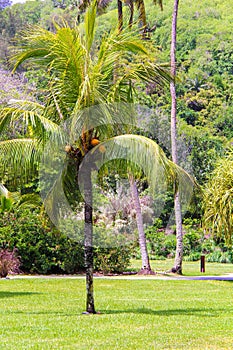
[200, 255, 205, 273]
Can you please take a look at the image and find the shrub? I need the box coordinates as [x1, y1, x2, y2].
[0, 209, 85, 274]
[163, 234, 177, 257]
[183, 252, 201, 261]
[94, 246, 132, 274]
[0, 208, 132, 274]
[0, 248, 21, 278]
[183, 230, 202, 256]
[206, 251, 233, 263]
[92, 225, 133, 273]
[201, 237, 215, 254]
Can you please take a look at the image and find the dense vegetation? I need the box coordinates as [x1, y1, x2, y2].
[0, 0, 232, 274]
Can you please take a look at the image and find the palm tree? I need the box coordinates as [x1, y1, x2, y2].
[169, 0, 183, 274]
[203, 151, 233, 244]
[115, 0, 153, 274]
[129, 175, 153, 274]
[133, 0, 163, 37]
[0, 1, 193, 312]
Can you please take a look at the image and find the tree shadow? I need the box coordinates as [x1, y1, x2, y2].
[0, 291, 40, 298]
[3, 307, 225, 318]
[99, 307, 222, 317]
[10, 310, 76, 317]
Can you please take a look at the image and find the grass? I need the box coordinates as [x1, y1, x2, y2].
[130, 259, 233, 276]
[1, 274, 233, 349]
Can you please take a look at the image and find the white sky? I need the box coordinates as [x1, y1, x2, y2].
[11, 0, 27, 4]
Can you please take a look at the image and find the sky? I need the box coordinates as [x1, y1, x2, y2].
[11, 0, 27, 4]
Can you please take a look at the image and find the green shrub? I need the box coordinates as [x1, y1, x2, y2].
[183, 252, 201, 261]
[206, 251, 233, 263]
[0, 208, 132, 274]
[0, 209, 84, 274]
[201, 237, 215, 254]
[183, 230, 202, 256]
[149, 255, 166, 261]
[163, 234, 177, 257]
[94, 246, 132, 274]
[92, 225, 133, 273]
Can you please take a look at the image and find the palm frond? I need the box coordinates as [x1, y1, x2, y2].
[0, 184, 20, 202]
[11, 26, 56, 72]
[0, 139, 40, 182]
[83, 134, 194, 202]
[16, 193, 42, 209]
[84, 0, 97, 52]
[0, 100, 62, 141]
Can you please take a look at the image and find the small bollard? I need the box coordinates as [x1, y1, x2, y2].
[200, 255, 205, 273]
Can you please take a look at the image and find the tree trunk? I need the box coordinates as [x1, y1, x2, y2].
[128, 0, 134, 28]
[170, 0, 183, 275]
[117, 0, 123, 33]
[136, 0, 147, 39]
[129, 176, 155, 275]
[83, 170, 96, 314]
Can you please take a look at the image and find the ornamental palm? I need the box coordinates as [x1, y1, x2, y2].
[203, 151, 233, 244]
[0, 1, 193, 313]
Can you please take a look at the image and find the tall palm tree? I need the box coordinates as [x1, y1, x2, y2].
[0, 1, 193, 312]
[169, 0, 184, 274]
[129, 175, 153, 273]
[116, 0, 153, 274]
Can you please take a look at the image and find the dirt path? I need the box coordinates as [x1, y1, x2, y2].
[6, 273, 233, 281]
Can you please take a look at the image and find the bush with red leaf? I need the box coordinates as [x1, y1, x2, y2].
[0, 248, 21, 278]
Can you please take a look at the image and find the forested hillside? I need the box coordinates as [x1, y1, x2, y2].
[0, 0, 232, 273]
[1, 0, 232, 178]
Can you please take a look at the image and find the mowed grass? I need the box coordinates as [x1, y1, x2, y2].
[0, 276, 233, 349]
[131, 259, 233, 276]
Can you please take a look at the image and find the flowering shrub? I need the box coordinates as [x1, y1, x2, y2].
[0, 248, 21, 278]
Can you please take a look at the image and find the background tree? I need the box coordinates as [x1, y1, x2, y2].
[0, 0, 12, 10]
[169, 0, 184, 274]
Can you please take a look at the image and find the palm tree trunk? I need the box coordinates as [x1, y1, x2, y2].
[170, 0, 183, 275]
[129, 176, 154, 274]
[117, 0, 123, 32]
[136, 0, 147, 38]
[128, 0, 134, 28]
[83, 169, 96, 313]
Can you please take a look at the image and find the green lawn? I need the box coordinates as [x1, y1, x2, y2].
[0, 276, 233, 349]
[130, 259, 233, 276]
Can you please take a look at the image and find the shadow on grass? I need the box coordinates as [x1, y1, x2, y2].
[0, 291, 40, 298]
[99, 307, 222, 317]
[2, 307, 226, 318]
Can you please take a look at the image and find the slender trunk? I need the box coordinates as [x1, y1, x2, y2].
[83, 169, 96, 313]
[170, 0, 183, 274]
[129, 176, 154, 274]
[117, 0, 123, 33]
[114, 0, 123, 84]
[136, 0, 147, 38]
[128, 0, 134, 28]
